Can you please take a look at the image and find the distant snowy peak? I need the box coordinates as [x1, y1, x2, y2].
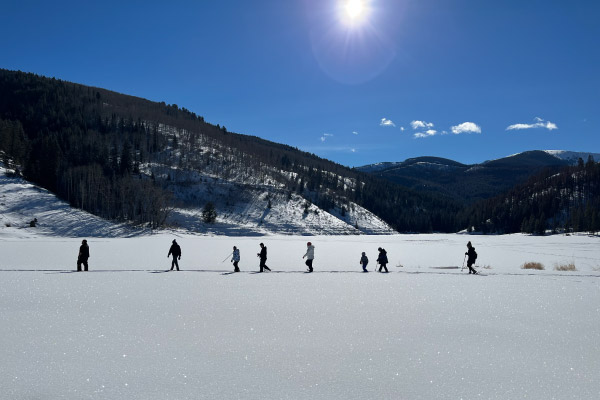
[355, 162, 401, 173]
[357, 157, 464, 173]
[544, 150, 600, 165]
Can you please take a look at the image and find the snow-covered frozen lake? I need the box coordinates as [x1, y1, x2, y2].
[1, 232, 599, 399]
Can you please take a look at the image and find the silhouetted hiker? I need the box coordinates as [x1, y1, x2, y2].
[77, 239, 90, 271]
[360, 252, 369, 272]
[168, 239, 181, 271]
[231, 246, 240, 272]
[377, 247, 389, 273]
[302, 242, 315, 272]
[257, 243, 271, 272]
[465, 241, 478, 274]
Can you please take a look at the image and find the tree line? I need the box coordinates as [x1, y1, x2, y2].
[460, 157, 600, 234]
[1, 69, 597, 233]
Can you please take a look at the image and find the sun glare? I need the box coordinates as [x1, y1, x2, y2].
[345, 0, 364, 19]
[340, 0, 369, 25]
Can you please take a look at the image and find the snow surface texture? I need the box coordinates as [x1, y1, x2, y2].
[1, 233, 599, 399]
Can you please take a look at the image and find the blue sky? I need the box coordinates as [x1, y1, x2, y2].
[2, 0, 599, 166]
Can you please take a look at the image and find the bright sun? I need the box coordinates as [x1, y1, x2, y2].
[345, 0, 365, 19]
[341, 0, 369, 25]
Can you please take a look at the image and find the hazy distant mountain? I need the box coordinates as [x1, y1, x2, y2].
[543, 150, 600, 164]
[357, 150, 598, 203]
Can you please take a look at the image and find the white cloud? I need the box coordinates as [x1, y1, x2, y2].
[351, 148, 357, 153]
[506, 118, 558, 131]
[380, 118, 396, 127]
[411, 120, 434, 130]
[320, 133, 334, 142]
[352, 131, 359, 135]
[451, 122, 482, 134]
[400, 126, 405, 131]
[414, 129, 438, 139]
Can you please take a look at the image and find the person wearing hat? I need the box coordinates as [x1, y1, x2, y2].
[168, 239, 182, 271]
[302, 241, 315, 272]
[77, 239, 90, 271]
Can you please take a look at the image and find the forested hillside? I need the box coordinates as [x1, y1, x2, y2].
[460, 157, 600, 234]
[0, 69, 461, 233]
[358, 151, 570, 204]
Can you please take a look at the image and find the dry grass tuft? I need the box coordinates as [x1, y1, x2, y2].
[521, 262, 545, 270]
[482, 265, 492, 269]
[554, 263, 577, 271]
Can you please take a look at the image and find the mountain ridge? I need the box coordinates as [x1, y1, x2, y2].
[0, 68, 454, 234]
[356, 150, 599, 204]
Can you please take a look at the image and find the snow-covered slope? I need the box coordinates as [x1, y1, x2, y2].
[165, 175, 394, 236]
[0, 166, 135, 238]
[0, 165, 395, 236]
[544, 150, 600, 164]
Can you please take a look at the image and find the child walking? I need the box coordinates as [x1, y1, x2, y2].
[360, 252, 368, 272]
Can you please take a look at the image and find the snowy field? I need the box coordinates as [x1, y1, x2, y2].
[1, 232, 599, 399]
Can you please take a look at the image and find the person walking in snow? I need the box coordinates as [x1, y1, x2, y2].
[231, 246, 240, 272]
[168, 239, 181, 271]
[77, 239, 90, 272]
[465, 241, 478, 274]
[360, 252, 369, 272]
[377, 247, 389, 273]
[257, 242, 271, 272]
[302, 242, 315, 272]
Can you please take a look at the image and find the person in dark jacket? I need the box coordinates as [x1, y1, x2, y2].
[77, 239, 90, 271]
[257, 243, 271, 272]
[360, 252, 369, 272]
[377, 247, 389, 273]
[168, 239, 181, 271]
[465, 241, 478, 274]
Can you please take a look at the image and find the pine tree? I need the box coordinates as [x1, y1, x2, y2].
[202, 202, 217, 224]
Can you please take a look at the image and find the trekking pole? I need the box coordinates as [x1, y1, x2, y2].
[221, 252, 233, 263]
[460, 254, 466, 272]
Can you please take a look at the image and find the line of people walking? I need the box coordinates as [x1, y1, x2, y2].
[75, 239, 478, 274]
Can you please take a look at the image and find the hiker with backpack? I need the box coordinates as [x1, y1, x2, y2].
[377, 247, 389, 273]
[465, 241, 478, 274]
[302, 242, 315, 272]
